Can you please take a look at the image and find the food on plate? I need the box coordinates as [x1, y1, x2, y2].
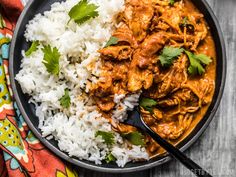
[16, 0, 216, 167]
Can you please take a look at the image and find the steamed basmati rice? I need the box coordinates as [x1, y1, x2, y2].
[16, 0, 149, 167]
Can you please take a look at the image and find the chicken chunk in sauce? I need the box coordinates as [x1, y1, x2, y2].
[90, 0, 216, 157]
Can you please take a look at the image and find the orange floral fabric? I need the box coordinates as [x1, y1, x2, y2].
[0, 1, 79, 176]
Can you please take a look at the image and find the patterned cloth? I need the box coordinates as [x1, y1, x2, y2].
[0, 1, 79, 176]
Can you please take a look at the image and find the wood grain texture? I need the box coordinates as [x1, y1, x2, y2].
[80, 0, 236, 176]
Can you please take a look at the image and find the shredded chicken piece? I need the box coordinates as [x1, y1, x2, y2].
[146, 55, 188, 99]
[116, 123, 137, 133]
[96, 97, 115, 112]
[90, 0, 216, 157]
[123, 0, 154, 42]
[158, 89, 195, 107]
[99, 46, 132, 61]
[113, 24, 138, 48]
[127, 61, 154, 92]
[151, 114, 193, 140]
[127, 32, 167, 92]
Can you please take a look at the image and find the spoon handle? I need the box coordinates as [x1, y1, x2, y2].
[143, 125, 212, 177]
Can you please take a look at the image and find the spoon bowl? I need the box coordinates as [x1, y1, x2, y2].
[125, 108, 212, 177]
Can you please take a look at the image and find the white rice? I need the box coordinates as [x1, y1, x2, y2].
[16, 0, 149, 167]
[112, 93, 141, 122]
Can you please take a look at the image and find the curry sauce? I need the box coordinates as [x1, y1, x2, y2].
[91, 0, 216, 157]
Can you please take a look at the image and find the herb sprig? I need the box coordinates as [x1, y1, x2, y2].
[105, 153, 116, 163]
[42, 45, 60, 76]
[140, 97, 157, 113]
[25, 41, 39, 56]
[159, 46, 184, 67]
[185, 51, 212, 75]
[104, 36, 119, 48]
[122, 131, 146, 146]
[60, 89, 71, 109]
[68, 0, 99, 25]
[158, 46, 212, 75]
[95, 131, 114, 146]
[169, 0, 175, 5]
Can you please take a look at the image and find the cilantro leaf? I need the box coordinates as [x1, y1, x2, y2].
[95, 131, 114, 145]
[104, 36, 119, 48]
[0, 37, 10, 47]
[169, 0, 175, 5]
[68, 0, 99, 25]
[105, 152, 116, 163]
[180, 17, 188, 27]
[25, 41, 39, 56]
[193, 54, 212, 65]
[60, 89, 71, 109]
[122, 131, 146, 146]
[140, 98, 157, 107]
[159, 46, 184, 67]
[185, 50, 212, 75]
[42, 45, 60, 75]
[0, 15, 6, 29]
[140, 97, 157, 113]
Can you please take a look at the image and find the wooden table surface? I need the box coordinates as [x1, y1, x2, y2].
[80, 0, 236, 176]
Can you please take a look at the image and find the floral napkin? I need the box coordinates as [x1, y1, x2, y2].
[0, 0, 79, 176]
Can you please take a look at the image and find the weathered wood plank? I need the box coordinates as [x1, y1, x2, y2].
[82, 0, 236, 176]
[79, 169, 150, 177]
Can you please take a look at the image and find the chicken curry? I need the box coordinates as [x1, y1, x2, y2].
[91, 0, 216, 157]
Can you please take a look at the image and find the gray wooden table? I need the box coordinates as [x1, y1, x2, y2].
[80, 0, 236, 176]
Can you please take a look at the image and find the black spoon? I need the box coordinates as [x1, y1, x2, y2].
[124, 108, 212, 177]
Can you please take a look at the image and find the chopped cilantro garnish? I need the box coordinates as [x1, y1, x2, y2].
[59, 89, 71, 109]
[25, 41, 39, 56]
[169, 0, 175, 5]
[68, 0, 99, 25]
[42, 45, 60, 75]
[122, 131, 146, 146]
[104, 36, 119, 48]
[185, 50, 212, 75]
[95, 131, 114, 145]
[105, 152, 116, 163]
[159, 46, 184, 67]
[140, 97, 157, 113]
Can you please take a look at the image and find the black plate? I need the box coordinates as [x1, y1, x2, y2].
[9, 0, 226, 173]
